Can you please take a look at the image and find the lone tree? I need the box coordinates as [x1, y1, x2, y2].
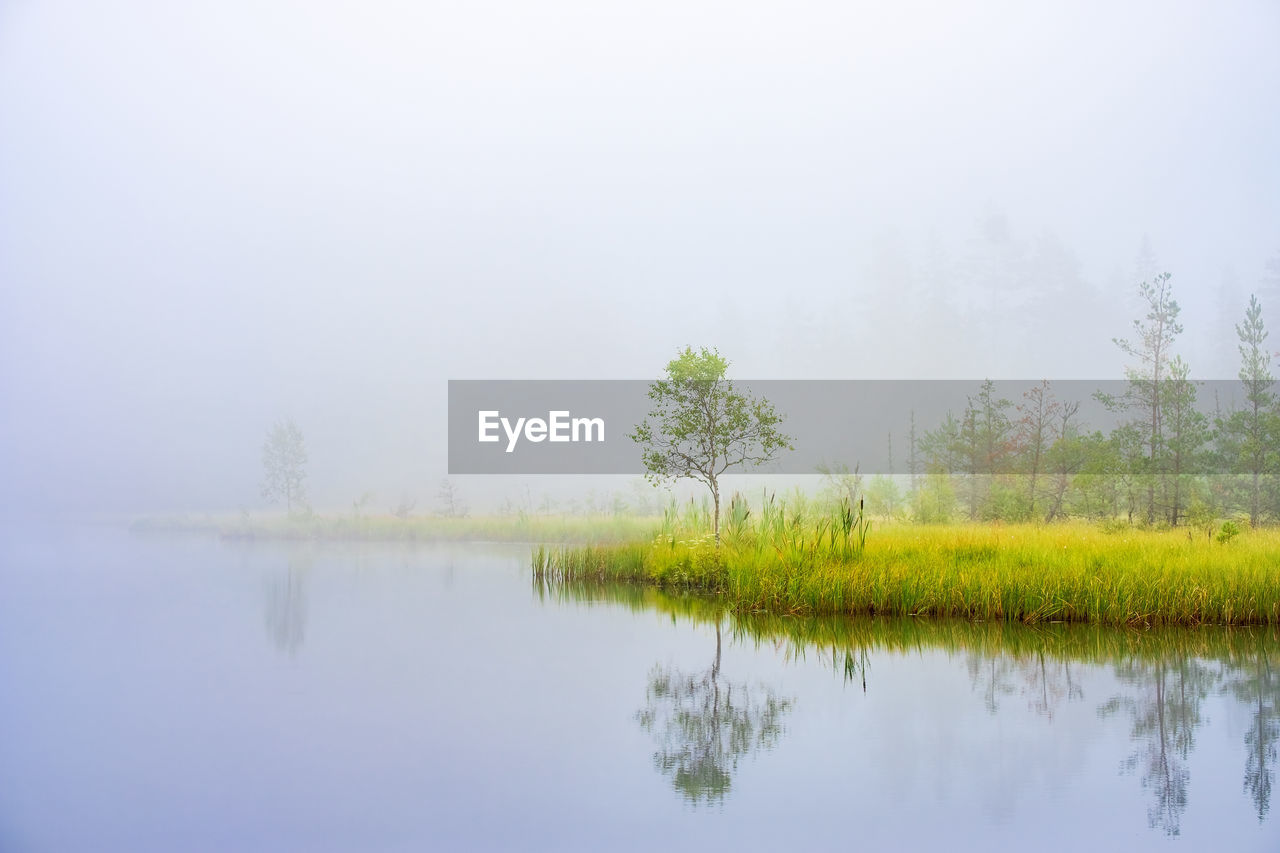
[1221, 294, 1278, 525]
[436, 478, 468, 518]
[1100, 271, 1183, 524]
[261, 418, 308, 515]
[630, 347, 792, 546]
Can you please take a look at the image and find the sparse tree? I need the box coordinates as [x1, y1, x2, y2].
[390, 494, 417, 520]
[1014, 380, 1062, 519]
[631, 347, 792, 546]
[1219, 294, 1278, 525]
[957, 380, 1014, 520]
[865, 475, 903, 519]
[920, 412, 963, 475]
[436, 478, 467, 518]
[260, 418, 308, 515]
[907, 410, 920, 495]
[1101, 271, 1183, 524]
[817, 461, 862, 507]
[351, 490, 376, 519]
[1161, 357, 1208, 526]
[1040, 400, 1083, 521]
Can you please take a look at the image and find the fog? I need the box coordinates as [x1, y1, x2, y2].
[2, 0, 1278, 515]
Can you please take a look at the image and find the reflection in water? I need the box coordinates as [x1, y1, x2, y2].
[966, 652, 1085, 719]
[539, 577, 1280, 828]
[637, 624, 792, 805]
[1100, 659, 1216, 836]
[1228, 648, 1278, 822]
[264, 557, 309, 656]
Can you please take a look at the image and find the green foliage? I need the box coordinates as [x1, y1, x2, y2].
[1237, 293, 1273, 401]
[1099, 271, 1184, 524]
[911, 472, 956, 523]
[722, 493, 753, 541]
[1216, 294, 1280, 526]
[664, 346, 729, 381]
[985, 479, 1031, 522]
[631, 347, 792, 545]
[897, 308, 1280, 526]
[864, 475, 904, 520]
[1218, 520, 1241, 545]
[1099, 517, 1132, 535]
[1186, 498, 1217, 543]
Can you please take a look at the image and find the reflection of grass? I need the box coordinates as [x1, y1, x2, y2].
[550, 578, 1280, 829]
[534, 511, 1280, 626]
[542, 577, 1280, 664]
[131, 512, 657, 543]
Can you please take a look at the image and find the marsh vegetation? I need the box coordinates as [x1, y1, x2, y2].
[534, 492, 1280, 626]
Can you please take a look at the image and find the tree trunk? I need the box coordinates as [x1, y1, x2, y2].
[1252, 470, 1260, 528]
[712, 482, 721, 548]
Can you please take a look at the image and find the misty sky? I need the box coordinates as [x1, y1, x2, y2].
[2, 0, 1278, 514]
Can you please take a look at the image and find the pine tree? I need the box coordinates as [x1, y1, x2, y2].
[1220, 295, 1278, 525]
[1101, 272, 1183, 524]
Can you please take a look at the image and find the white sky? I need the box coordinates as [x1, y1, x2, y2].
[2, 0, 1278, 512]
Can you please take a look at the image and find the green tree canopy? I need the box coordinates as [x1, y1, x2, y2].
[631, 347, 792, 545]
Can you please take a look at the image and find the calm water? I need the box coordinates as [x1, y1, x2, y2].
[1, 525, 1277, 851]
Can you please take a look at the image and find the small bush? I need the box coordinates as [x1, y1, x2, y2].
[1217, 521, 1241, 545]
[1099, 518, 1130, 535]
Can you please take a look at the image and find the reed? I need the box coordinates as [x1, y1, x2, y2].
[534, 494, 1280, 626]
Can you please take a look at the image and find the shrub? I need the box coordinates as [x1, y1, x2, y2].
[1217, 521, 1241, 545]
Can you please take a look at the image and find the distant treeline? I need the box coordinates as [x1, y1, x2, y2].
[861, 281, 1280, 527]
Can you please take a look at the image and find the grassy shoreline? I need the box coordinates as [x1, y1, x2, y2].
[533, 520, 1280, 626]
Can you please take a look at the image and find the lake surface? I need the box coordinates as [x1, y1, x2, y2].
[1, 524, 1277, 851]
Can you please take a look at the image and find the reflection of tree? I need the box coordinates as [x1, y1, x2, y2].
[966, 654, 1019, 714]
[965, 650, 1084, 719]
[1226, 649, 1279, 821]
[1024, 652, 1084, 720]
[547, 578, 1280, 827]
[636, 624, 792, 805]
[264, 557, 309, 656]
[1099, 658, 1219, 837]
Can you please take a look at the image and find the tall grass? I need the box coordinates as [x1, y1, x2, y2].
[534, 492, 1280, 626]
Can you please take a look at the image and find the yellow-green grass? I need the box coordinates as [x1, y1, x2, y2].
[534, 521, 1280, 626]
[131, 512, 659, 544]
